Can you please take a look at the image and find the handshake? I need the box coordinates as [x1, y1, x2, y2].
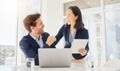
[46, 36, 56, 46]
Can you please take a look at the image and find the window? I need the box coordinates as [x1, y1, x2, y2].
[17, 0, 41, 65]
[63, 0, 120, 66]
[105, 10, 120, 60]
[0, 0, 18, 65]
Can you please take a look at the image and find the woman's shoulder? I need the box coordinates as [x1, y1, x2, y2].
[83, 28, 88, 31]
[62, 24, 70, 29]
[78, 27, 88, 32]
[59, 24, 68, 30]
[61, 24, 66, 28]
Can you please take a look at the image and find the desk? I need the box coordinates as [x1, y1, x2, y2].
[0, 63, 120, 71]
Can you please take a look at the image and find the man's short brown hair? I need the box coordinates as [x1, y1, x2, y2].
[23, 13, 41, 32]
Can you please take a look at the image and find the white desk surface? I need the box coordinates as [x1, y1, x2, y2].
[0, 63, 120, 71]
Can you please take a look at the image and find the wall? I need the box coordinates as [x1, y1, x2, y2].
[41, 0, 64, 48]
[41, 0, 63, 35]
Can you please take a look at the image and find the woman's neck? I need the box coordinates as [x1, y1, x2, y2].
[70, 25, 76, 36]
[70, 24, 76, 30]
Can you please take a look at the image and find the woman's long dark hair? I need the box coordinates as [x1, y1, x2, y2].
[66, 6, 84, 29]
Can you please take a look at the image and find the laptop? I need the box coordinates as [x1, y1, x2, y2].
[38, 48, 71, 67]
[71, 39, 88, 53]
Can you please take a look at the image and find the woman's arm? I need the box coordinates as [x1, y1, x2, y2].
[52, 25, 65, 46]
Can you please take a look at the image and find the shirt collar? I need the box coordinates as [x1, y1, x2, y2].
[30, 34, 42, 41]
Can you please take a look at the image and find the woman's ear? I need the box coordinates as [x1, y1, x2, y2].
[75, 16, 78, 20]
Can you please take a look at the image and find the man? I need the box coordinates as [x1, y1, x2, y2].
[19, 13, 56, 65]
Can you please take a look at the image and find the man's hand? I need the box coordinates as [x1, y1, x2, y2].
[46, 36, 56, 46]
[78, 48, 87, 56]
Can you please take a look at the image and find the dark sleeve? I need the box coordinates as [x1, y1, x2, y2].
[42, 32, 50, 48]
[19, 38, 39, 65]
[52, 25, 65, 46]
[79, 29, 89, 58]
[42, 32, 56, 48]
[85, 30, 89, 52]
[72, 29, 89, 60]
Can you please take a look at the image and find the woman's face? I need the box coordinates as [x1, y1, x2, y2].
[66, 9, 78, 25]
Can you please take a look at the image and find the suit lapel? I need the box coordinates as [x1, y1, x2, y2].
[27, 34, 40, 49]
[65, 27, 70, 41]
[75, 29, 78, 39]
[75, 29, 83, 39]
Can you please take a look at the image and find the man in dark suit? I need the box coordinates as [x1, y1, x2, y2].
[19, 13, 56, 65]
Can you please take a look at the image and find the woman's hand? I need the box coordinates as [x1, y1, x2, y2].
[78, 48, 87, 56]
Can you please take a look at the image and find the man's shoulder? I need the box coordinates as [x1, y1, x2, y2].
[20, 34, 32, 43]
[21, 34, 31, 40]
[19, 34, 30, 47]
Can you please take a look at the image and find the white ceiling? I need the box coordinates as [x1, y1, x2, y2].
[64, 0, 120, 10]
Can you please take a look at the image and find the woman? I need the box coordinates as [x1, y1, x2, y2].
[54, 6, 89, 60]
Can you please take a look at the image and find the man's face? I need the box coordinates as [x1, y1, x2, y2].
[32, 18, 45, 34]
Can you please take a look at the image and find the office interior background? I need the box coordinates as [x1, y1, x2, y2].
[0, 0, 120, 67]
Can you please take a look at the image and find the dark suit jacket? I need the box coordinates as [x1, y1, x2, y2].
[54, 25, 89, 59]
[19, 32, 55, 65]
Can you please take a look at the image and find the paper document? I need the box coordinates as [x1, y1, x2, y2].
[71, 39, 88, 53]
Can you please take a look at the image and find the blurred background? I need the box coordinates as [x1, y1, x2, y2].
[0, 0, 120, 67]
